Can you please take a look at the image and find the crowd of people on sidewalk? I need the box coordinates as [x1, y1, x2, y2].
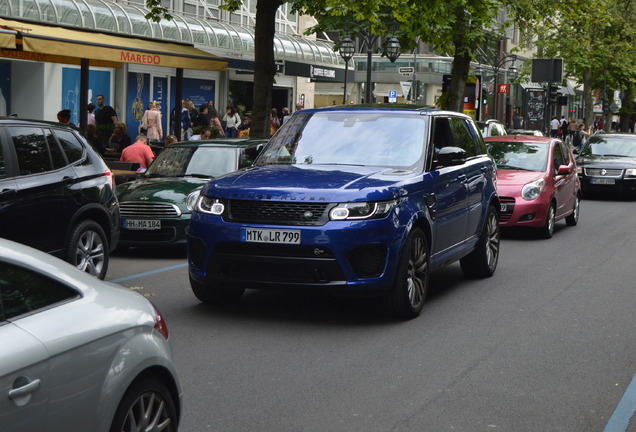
[56, 95, 299, 162]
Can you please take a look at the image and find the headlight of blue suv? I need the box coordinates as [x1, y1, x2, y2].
[521, 179, 545, 201]
[625, 169, 636, 177]
[197, 196, 225, 215]
[186, 190, 202, 211]
[329, 199, 398, 221]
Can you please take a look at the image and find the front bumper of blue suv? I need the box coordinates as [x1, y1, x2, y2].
[187, 198, 412, 293]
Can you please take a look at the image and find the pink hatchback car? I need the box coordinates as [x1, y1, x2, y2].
[485, 135, 581, 238]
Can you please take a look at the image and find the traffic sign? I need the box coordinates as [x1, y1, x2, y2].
[398, 67, 414, 74]
[388, 90, 397, 103]
[400, 81, 412, 99]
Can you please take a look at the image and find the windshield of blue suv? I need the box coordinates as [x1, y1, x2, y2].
[580, 135, 636, 157]
[256, 112, 429, 170]
[487, 141, 549, 172]
[145, 146, 239, 178]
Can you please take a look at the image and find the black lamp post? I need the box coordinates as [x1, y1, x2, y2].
[474, 64, 483, 121]
[343, 22, 401, 104]
[338, 37, 355, 104]
[492, 54, 517, 120]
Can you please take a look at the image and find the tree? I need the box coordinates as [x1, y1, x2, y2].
[517, 0, 636, 128]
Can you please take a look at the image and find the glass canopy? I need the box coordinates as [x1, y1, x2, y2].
[0, 0, 342, 66]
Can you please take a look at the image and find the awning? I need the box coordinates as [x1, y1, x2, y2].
[520, 82, 544, 90]
[0, 28, 16, 49]
[0, 18, 226, 71]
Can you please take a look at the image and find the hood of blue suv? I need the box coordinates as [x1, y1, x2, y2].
[203, 164, 416, 202]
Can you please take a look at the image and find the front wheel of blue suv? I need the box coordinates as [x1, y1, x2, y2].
[380, 228, 430, 319]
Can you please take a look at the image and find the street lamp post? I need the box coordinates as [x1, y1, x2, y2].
[343, 22, 401, 103]
[474, 65, 483, 121]
[492, 54, 517, 121]
[338, 37, 355, 104]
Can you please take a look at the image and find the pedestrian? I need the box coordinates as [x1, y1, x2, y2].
[120, 135, 155, 168]
[87, 103, 96, 126]
[270, 108, 280, 136]
[194, 104, 211, 129]
[550, 116, 560, 138]
[85, 123, 105, 155]
[281, 107, 291, 124]
[164, 135, 179, 146]
[180, 99, 192, 140]
[223, 105, 241, 138]
[141, 100, 163, 142]
[94, 94, 118, 126]
[512, 112, 523, 129]
[209, 110, 224, 136]
[56, 109, 75, 126]
[109, 122, 132, 152]
[238, 116, 251, 138]
[597, 119, 604, 132]
[572, 122, 592, 151]
[190, 127, 212, 141]
[560, 116, 568, 139]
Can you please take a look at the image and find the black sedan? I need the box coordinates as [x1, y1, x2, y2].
[575, 133, 636, 195]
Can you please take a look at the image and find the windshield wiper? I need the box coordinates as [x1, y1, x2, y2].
[145, 173, 166, 178]
[187, 173, 213, 178]
[598, 154, 629, 157]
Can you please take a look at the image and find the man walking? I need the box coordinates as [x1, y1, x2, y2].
[94, 95, 118, 126]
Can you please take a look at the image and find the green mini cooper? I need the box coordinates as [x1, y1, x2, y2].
[115, 139, 266, 247]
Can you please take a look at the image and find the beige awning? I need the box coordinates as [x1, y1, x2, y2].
[0, 28, 16, 49]
[0, 18, 227, 71]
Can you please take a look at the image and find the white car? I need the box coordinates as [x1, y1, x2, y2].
[0, 239, 181, 432]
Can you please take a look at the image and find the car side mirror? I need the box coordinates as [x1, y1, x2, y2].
[437, 146, 467, 166]
[557, 165, 573, 175]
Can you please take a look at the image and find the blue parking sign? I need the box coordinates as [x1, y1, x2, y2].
[388, 90, 397, 102]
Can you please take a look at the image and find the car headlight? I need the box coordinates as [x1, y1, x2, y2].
[197, 196, 225, 215]
[625, 169, 636, 177]
[576, 166, 583, 175]
[521, 178, 545, 201]
[186, 190, 202, 211]
[329, 199, 398, 221]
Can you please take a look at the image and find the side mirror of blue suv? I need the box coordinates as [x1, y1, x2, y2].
[186, 106, 500, 319]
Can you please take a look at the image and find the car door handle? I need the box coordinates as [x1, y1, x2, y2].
[480, 166, 489, 173]
[9, 378, 41, 400]
[62, 176, 76, 184]
[457, 174, 467, 182]
[0, 188, 17, 197]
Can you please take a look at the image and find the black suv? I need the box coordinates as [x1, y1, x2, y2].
[0, 118, 120, 279]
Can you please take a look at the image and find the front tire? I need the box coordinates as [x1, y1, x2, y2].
[565, 195, 580, 226]
[460, 205, 500, 278]
[381, 228, 429, 319]
[190, 276, 245, 304]
[65, 220, 109, 279]
[110, 376, 178, 432]
[540, 203, 556, 238]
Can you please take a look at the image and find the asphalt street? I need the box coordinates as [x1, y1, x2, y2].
[108, 194, 636, 432]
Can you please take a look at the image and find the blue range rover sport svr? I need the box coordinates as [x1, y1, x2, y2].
[187, 106, 500, 318]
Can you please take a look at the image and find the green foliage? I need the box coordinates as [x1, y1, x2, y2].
[143, 0, 172, 21]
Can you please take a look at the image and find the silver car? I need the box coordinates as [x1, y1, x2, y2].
[0, 239, 181, 432]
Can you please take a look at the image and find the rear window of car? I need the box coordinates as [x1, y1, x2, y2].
[54, 129, 85, 163]
[9, 126, 53, 175]
[0, 261, 78, 320]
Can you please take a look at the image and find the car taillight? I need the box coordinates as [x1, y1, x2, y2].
[152, 303, 170, 340]
[104, 169, 116, 189]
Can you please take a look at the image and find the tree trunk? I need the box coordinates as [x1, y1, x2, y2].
[445, 7, 476, 114]
[446, 51, 472, 113]
[583, 67, 594, 129]
[250, 0, 282, 139]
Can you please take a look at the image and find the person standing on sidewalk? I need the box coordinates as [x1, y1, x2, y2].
[550, 116, 560, 138]
[94, 95, 118, 126]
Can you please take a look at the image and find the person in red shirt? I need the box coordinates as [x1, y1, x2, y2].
[120, 135, 155, 168]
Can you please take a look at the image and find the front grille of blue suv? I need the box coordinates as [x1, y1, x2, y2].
[187, 106, 500, 319]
